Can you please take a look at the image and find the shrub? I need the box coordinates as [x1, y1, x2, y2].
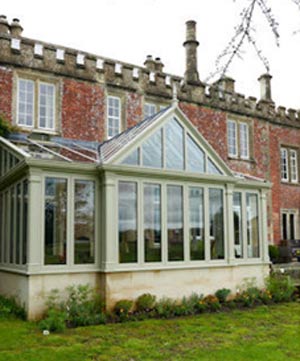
[235, 287, 261, 307]
[154, 298, 177, 318]
[203, 295, 221, 311]
[215, 288, 231, 303]
[269, 245, 280, 263]
[135, 293, 156, 312]
[0, 114, 18, 138]
[114, 299, 134, 321]
[177, 293, 203, 315]
[266, 274, 296, 302]
[39, 308, 67, 333]
[65, 284, 106, 327]
[259, 289, 273, 304]
[0, 295, 26, 319]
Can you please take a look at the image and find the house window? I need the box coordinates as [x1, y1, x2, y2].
[107, 96, 121, 138]
[17, 77, 56, 131]
[39, 82, 55, 129]
[144, 103, 157, 118]
[290, 150, 298, 183]
[280, 147, 299, 183]
[281, 210, 297, 240]
[44, 177, 67, 265]
[74, 180, 95, 264]
[227, 119, 250, 159]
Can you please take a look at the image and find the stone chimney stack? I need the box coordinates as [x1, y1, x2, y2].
[258, 73, 272, 102]
[144, 55, 156, 72]
[154, 57, 164, 73]
[10, 18, 23, 37]
[183, 20, 200, 85]
[218, 76, 235, 94]
[0, 15, 9, 34]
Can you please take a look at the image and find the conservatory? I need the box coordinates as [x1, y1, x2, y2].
[0, 103, 270, 319]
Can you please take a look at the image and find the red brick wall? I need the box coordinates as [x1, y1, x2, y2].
[126, 92, 142, 128]
[0, 67, 13, 121]
[269, 125, 300, 243]
[62, 79, 105, 142]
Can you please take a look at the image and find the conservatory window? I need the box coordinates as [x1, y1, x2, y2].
[118, 182, 138, 263]
[74, 180, 95, 264]
[119, 117, 223, 176]
[144, 183, 161, 262]
[165, 119, 184, 170]
[142, 129, 162, 168]
[44, 177, 67, 265]
[189, 187, 205, 260]
[167, 185, 184, 261]
[187, 135, 205, 173]
[233, 192, 243, 258]
[0, 179, 28, 265]
[246, 193, 259, 258]
[209, 188, 224, 260]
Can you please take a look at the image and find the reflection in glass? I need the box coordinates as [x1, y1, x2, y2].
[233, 192, 243, 258]
[121, 148, 140, 166]
[144, 184, 161, 262]
[10, 187, 15, 264]
[44, 178, 67, 265]
[166, 118, 184, 170]
[207, 158, 222, 175]
[16, 183, 21, 264]
[209, 188, 224, 259]
[247, 193, 259, 258]
[74, 180, 95, 264]
[119, 182, 138, 263]
[189, 187, 205, 260]
[187, 135, 205, 173]
[22, 180, 28, 265]
[142, 129, 162, 168]
[167, 185, 183, 261]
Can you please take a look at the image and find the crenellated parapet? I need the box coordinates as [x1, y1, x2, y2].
[0, 17, 300, 128]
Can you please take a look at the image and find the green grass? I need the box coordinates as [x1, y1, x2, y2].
[1, 302, 300, 360]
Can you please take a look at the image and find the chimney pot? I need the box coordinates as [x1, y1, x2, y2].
[258, 73, 272, 102]
[154, 57, 164, 73]
[183, 20, 200, 85]
[10, 18, 23, 37]
[0, 15, 9, 34]
[144, 55, 156, 72]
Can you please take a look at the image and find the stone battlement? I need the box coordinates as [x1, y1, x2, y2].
[0, 21, 299, 128]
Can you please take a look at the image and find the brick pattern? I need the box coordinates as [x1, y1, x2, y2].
[62, 79, 105, 142]
[0, 67, 13, 121]
[126, 92, 143, 128]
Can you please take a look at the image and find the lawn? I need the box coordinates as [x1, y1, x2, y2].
[0, 302, 300, 361]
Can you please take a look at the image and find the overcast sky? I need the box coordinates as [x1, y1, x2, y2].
[2, 0, 300, 109]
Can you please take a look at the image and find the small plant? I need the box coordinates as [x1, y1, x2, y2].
[203, 295, 221, 311]
[135, 293, 156, 312]
[215, 288, 231, 303]
[266, 274, 296, 302]
[259, 289, 273, 304]
[154, 297, 177, 318]
[39, 308, 67, 333]
[65, 284, 106, 327]
[114, 299, 134, 321]
[269, 245, 280, 263]
[0, 295, 26, 319]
